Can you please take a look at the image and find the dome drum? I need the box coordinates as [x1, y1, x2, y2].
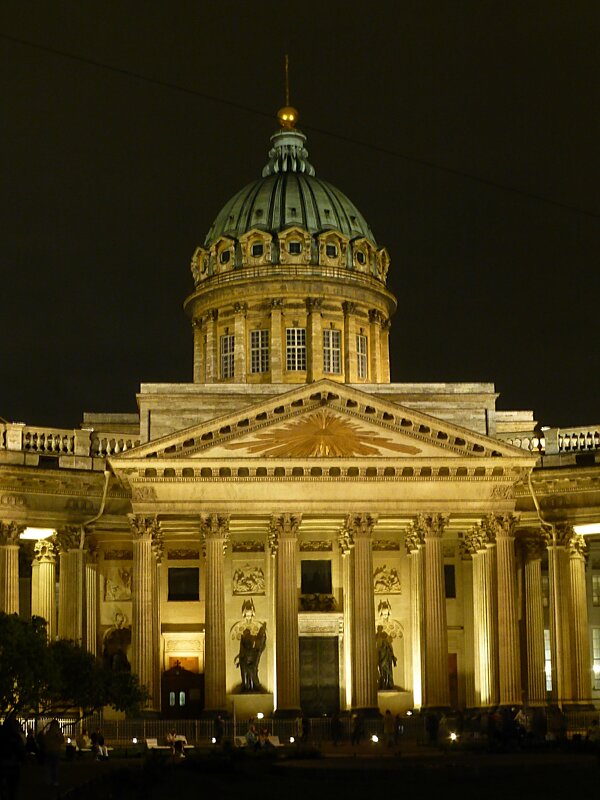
[190, 230, 390, 286]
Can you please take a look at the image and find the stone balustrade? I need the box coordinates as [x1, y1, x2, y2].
[0, 422, 140, 459]
[499, 425, 599, 457]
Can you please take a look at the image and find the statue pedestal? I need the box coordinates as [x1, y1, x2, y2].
[228, 693, 274, 725]
[377, 689, 413, 715]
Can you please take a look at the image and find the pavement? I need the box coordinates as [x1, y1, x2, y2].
[11, 739, 600, 800]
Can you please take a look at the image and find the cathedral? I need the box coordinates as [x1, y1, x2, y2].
[1, 106, 599, 718]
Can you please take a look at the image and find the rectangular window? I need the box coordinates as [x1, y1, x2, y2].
[220, 333, 235, 379]
[168, 567, 200, 602]
[323, 329, 341, 374]
[301, 560, 332, 594]
[250, 329, 270, 373]
[544, 628, 552, 691]
[593, 628, 600, 691]
[444, 564, 456, 598]
[356, 334, 368, 379]
[286, 327, 306, 371]
[592, 574, 600, 606]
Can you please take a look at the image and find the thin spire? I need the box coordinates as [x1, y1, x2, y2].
[277, 54, 299, 130]
[284, 54, 290, 106]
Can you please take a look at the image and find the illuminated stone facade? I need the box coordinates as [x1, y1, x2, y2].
[1, 115, 599, 716]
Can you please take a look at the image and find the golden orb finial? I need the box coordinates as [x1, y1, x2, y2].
[277, 105, 299, 129]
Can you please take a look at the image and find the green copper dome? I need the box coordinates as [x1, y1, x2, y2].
[203, 129, 376, 247]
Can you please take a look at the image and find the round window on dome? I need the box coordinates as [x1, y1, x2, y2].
[220, 250, 231, 265]
[356, 251, 366, 265]
[326, 243, 338, 258]
[288, 241, 302, 255]
[251, 243, 264, 258]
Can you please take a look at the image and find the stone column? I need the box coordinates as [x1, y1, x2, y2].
[342, 301, 357, 383]
[233, 302, 247, 382]
[522, 536, 547, 705]
[270, 514, 301, 714]
[543, 524, 573, 704]
[130, 515, 162, 710]
[338, 527, 355, 709]
[201, 514, 230, 713]
[57, 527, 83, 643]
[368, 310, 382, 383]
[460, 546, 477, 708]
[31, 538, 57, 641]
[85, 543, 99, 656]
[270, 299, 284, 382]
[151, 533, 164, 710]
[569, 532, 592, 704]
[419, 514, 450, 708]
[493, 514, 521, 706]
[345, 513, 378, 711]
[205, 309, 219, 383]
[0, 521, 21, 614]
[405, 524, 425, 709]
[192, 319, 205, 383]
[306, 298, 323, 381]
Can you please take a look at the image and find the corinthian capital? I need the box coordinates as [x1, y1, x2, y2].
[568, 532, 588, 558]
[0, 521, 21, 546]
[269, 514, 302, 556]
[338, 527, 354, 556]
[344, 513, 377, 540]
[200, 514, 230, 539]
[305, 297, 322, 313]
[521, 535, 545, 561]
[413, 513, 447, 540]
[404, 524, 425, 554]
[56, 526, 81, 553]
[489, 513, 519, 539]
[128, 514, 160, 540]
[33, 537, 57, 564]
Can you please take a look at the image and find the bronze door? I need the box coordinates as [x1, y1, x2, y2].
[299, 636, 340, 716]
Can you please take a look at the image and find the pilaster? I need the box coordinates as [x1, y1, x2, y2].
[368, 309, 382, 383]
[233, 302, 247, 382]
[342, 301, 357, 383]
[380, 318, 391, 383]
[306, 298, 323, 381]
[205, 309, 219, 383]
[270, 299, 284, 382]
[192, 319, 205, 383]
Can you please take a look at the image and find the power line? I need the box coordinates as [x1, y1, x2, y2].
[1, 30, 599, 221]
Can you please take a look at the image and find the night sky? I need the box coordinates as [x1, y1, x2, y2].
[1, 2, 598, 431]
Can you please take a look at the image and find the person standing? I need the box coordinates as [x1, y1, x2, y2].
[0, 714, 25, 800]
[43, 719, 64, 788]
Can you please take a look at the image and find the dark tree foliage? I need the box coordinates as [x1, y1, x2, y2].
[0, 613, 147, 717]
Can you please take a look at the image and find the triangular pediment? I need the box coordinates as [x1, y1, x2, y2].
[113, 380, 530, 464]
